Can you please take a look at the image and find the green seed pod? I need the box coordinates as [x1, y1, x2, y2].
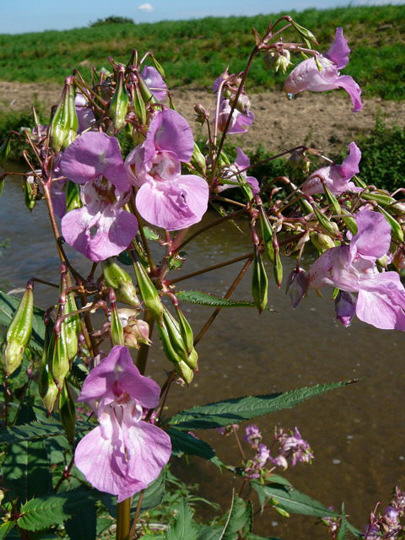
[157, 318, 183, 366]
[102, 259, 140, 307]
[378, 206, 404, 243]
[109, 69, 129, 130]
[138, 73, 155, 104]
[273, 250, 283, 288]
[191, 143, 206, 175]
[64, 293, 79, 361]
[24, 177, 38, 211]
[342, 211, 358, 235]
[252, 253, 268, 313]
[362, 192, 395, 206]
[290, 20, 317, 44]
[133, 262, 164, 320]
[322, 185, 341, 215]
[3, 281, 34, 376]
[38, 321, 59, 413]
[51, 322, 70, 390]
[110, 303, 125, 346]
[59, 383, 76, 444]
[313, 207, 339, 236]
[49, 76, 78, 152]
[310, 232, 336, 253]
[65, 181, 82, 212]
[133, 84, 147, 125]
[175, 360, 194, 384]
[150, 55, 166, 78]
[390, 202, 405, 217]
[259, 208, 275, 263]
[175, 307, 194, 355]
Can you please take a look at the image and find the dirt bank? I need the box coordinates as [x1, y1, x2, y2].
[1, 80, 404, 155]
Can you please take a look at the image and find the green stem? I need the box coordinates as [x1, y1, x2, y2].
[117, 498, 131, 540]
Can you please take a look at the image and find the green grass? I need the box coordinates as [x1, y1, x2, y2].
[0, 5, 404, 99]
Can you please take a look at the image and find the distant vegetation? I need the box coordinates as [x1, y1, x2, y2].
[89, 16, 135, 27]
[0, 5, 404, 99]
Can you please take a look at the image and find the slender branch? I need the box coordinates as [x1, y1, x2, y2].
[194, 256, 253, 346]
[54, 456, 75, 492]
[169, 252, 253, 284]
[212, 196, 246, 208]
[129, 492, 145, 540]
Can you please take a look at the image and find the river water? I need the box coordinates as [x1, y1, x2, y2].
[1, 174, 404, 539]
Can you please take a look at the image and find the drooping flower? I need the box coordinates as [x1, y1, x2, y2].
[141, 66, 168, 102]
[217, 147, 259, 195]
[74, 346, 171, 502]
[244, 424, 262, 448]
[217, 98, 255, 135]
[273, 427, 314, 467]
[301, 142, 362, 195]
[60, 131, 138, 261]
[126, 109, 209, 231]
[284, 27, 363, 112]
[309, 209, 405, 330]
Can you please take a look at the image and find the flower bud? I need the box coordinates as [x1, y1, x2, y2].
[191, 143, 207, 175]
[3, 281, 34, 376]
[273, 242, 283, 288]
[335, 291, 356, 327]
[50, 76, 78, 152]
[342, 211, 358, 235]
[64, 293, 79, 361]
[252, 253, 268, 313]
[133, 262, 164, 320]
[175, 360, 194, 384]
[286, 267, 308, 308]
[119, 309, 151, 349]
[290, 20, 318, 44]
[59, 383, 76, 444]
[51, 322, 70, 390]
[310, 232, 336, 253]
[377, 206, 404, 243]
[267, 50, 291, 73]
[24, 176, 39, 211]
[102, 259, 140, 307]
[109, 68, 129, 130]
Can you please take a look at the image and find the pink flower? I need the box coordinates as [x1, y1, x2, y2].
[141, 66, 168, 102]
[284, 27, 363, 112]
[301, 142, 362, 195]
[216, 148, 259, 195]
[74, 346, 171, 502]
[126, 109, 209, 231]
[217, 98, 255, 135]
[309, 210, 405, 330]
[60, 132, 138, 261]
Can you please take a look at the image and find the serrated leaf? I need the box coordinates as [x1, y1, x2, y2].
[168, 428, 216, 460]
[165, 499, 198, 540]
[220, 495, 252, 540]
[0, 290, 45, 352]
[0, 419, 64, 445]
[167, 380, 355, 430]
[252, 483, 338, 518]
[17, 496, 71, 531]
[176, 290, 254, 308]
[196, 525, 223, 539]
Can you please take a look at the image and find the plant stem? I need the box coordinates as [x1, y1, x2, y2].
[169, 252, 253, 284]
[117, 498, 132, 540]
[194, 256, 253, 345]
[129, 492, 144, 540]
[136, 310, 154, 375]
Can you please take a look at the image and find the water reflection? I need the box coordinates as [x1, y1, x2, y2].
[1, 174, 404, 538]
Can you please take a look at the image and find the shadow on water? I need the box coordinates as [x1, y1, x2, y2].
[1, 173, 404, 538]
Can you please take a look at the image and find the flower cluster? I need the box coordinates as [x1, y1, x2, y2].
[363, 487, 405, 539]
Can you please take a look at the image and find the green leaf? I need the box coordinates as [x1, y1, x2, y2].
[167, 380, 355, 430]
[252, 482, 338, 518]
[337, 505, 361, 539]
[196, 525, 223, 539]
[165, 499, 198, 540]
[176, 290, 255, 308]
[0, 419, 65, 445]
[220, 495, 252, 540]
[65, 499, 97, 540]
[133, 468, 167, 512]
[17, 496, 71, 531]
[0, 290, 45, 352]
[17, 488, 98, 532]
[168, 428, 216, 460]
[0, 522, 15, 539]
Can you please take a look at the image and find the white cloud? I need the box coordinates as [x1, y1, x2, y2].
[137, 3, 154, 12]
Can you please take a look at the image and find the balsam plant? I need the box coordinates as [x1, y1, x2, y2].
[0, 14, 404, 540]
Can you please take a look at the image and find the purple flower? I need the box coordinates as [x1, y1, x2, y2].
[274, 427, 314, 467]
[74, 346, 171, 502]
[286, 267, 309, 308]
[60, 132, 138, 261]
[217, 98, 254, 135]
[244, 424, 262, 448]
[335, 290, 356, 327]
[244, 443, 270, 479]
[141, 66, 168, 102]
[301, 142, 362, 195]
[284, 27, 363, 112]
[217, 148, 259, 195]
[126, 109, 209, 231]
[309, 209, 405, 330]
[75, 93, 96, 133]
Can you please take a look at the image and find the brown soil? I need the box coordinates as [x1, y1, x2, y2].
[1, 80, 404, 155]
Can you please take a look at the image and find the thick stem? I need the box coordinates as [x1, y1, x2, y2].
[194, 256, 253, 345]
[117, 498, 131, 540]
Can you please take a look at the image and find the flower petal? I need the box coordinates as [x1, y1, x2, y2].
[141, 66, 168, 102]
[351, 210, 391, 260]
[335, 290, 356, 327]
[336, 142, 361, 179]
[335, 75, 363, 112]
[61, 205, 138, 262]
[147, 110, 194, 162]
[325, 27, 351, 69]
[136, 174, 209, 231]
[78, 346, 160, 409]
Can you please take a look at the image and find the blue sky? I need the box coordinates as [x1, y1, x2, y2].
[0, 0, 403, 34]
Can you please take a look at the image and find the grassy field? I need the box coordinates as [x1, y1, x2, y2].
[0, 5, 404, 99]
